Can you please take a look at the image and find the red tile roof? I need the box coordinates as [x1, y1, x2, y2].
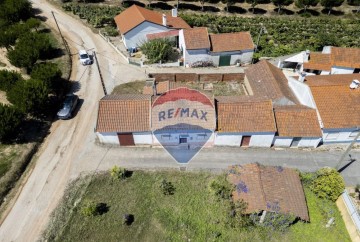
[303, 53, 331, 71]
[114, 5, 190, 34]
[217, 100, 276, 133]
[245, 60, 298, 105]
[274, 105, 322, 137]
[96, 94, 151, 132]
[146, 30, 179, 40]
[305, 74, 360, 129]
[228, 163, 309, 221]
[183, 27, 211, 50]
[210, 32, 254, 52]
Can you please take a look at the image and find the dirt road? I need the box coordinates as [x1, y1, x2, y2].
[0, 1, 145, 241]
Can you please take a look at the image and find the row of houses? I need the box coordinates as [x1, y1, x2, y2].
[114, 5, 254, 66]
[95, 59, 360, 148]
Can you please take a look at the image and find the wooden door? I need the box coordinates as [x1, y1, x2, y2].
[117, 133, 135, 146]
[241, 136, 251, 147]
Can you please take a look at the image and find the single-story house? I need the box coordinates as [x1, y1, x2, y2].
[95, 94, 153, 146]
[215, 97, 276, 147]
[114, 5, 190, 49]
[302, 47, 360, 75]
[227, 163, 309, 221]
[273, 105, 322, 148]
[178, 28, 254, 67]
[304, 74, 360, 143]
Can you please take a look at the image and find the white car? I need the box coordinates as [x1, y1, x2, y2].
[79, 50, 92, 65]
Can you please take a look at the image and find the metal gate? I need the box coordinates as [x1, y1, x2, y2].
[219, 55, 231, 66]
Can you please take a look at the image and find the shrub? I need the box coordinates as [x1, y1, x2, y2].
[310, 167, 345, 201]
[0, 104, 24, 141]
[300, 172, 316, 187]
[141, 38, 175, 64]
[0, 70, 23, 92]
[250, 211, 296, 232]
[110, 165, 127, 180]
[80, 201, 109, 217]
[209, 174, 234, 200]
[30, 62, 63, 92]
[159, 179, 175, 195]
[229, 200, 252, 227]
[104, 26, 118, 37]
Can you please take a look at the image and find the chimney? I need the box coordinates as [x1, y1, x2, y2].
[304, 49, 310, 62]
[350, 79, 360, 89]
[172, 8, 178, 17]
[162, 14, 167, 26]
[298, 71, 306, 82]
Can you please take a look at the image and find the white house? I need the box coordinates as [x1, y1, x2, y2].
[273, 105, 322, 148]
[179, 28, 254, 67]
[215, 97, 276, 147]
[304, 74, 360, 143]
[114, 5, 190, 49]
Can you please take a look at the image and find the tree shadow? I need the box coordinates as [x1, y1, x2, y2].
[274, 8, 295, 15]
[96, 203, 109, 215]
[297, 9, 320, 16]
[123, 1, 145, 7]
[228, 6, 247, 14]
[70, 80, 82, 93]
[352, 9, 360, 14]
[150, 2, 173, 10]
[203, 6, 220, 12]
[123, 214, 134, 225]
[321, 9, 344, 15]
[31, 8, 42, 15]
[178, 3, 202, 11]
[249, 7, 267, 14]
[46, 48, 66, 60]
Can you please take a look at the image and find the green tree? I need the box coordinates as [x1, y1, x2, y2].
[295, 0, 319, 12]
[0, 70, 23, 92]
[320, 0, 344, 14]
[272, 0, 294, 13]
[30, 62, 63, 93]
[246, 0, 269, 12]
[141, 38, 175, 64]
[7, 32, 52, 70]
[7, 78, 49, 114]
[0, 0, 32, 25]
[310, 167, 345, 202]
[0, 104, 24, 141]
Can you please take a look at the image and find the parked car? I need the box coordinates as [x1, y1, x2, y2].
[57, 94, 79, 119]
[79, 50, 92, 65]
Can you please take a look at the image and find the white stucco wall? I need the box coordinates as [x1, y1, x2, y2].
[184, 49, 211, 66]
[323, 130, 360, 143]
[320, 71, 330, 75]
[96, 132, 119, 145]
[123, 21, 169, 49]
[153, 130, 215, 147]
[288, 77, 317, 108]
[249, 134, 274, 147]
[133, 132, 153, 145]
[331, 66, 355, 74]
[214, 133, 242, 146]
[298, 138, 322, 148]
[273, 137, 293, 147]
[210, 50, 253, 66]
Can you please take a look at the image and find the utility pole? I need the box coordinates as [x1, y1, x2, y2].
[252, 23, 267, 64]
[93, 51, 107, 96]
[335, 128, 360, 171]
[51, 11, 70, 55]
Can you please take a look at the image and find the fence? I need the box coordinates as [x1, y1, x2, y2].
[342, 189, 360, 235]
[98, 31, 129, 63]
[149, 73, 245, 83]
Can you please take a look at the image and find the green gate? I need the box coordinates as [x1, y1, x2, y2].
[219, 55, 231, 66]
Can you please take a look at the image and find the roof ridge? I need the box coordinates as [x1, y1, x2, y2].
[256, 164, 268, 209]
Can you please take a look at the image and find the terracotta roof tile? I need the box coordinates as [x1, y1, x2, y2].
[245, 60, 298, 105]
[96, 94, 151, 132]
[114, 5, 190, 34]
[210, 32, 254, 52]
[303, 53, 331, 71]
[217, 100, 276, 133]
[183, 27, 210, 50]
[228, 163, 309, 221]
[331, 47, 360, 69]
[146, 30, 179, 40]
[305, 74, 360, 129]
[274, 105, 322, 137]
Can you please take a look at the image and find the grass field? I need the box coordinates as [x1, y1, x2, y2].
[44, 170, 351, 242]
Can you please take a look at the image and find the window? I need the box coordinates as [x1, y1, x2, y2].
[326, 132, 339, 140]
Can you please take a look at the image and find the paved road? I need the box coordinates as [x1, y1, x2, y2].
[76, 145, 360, 186]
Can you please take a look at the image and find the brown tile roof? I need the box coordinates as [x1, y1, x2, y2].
[305, 74, 360, 129]
[217, 100, 276, 133]
[183, 27, 210, 50]
[303, 53, 331, 71]
[146, 30, 179, 40]
[210, 32, 254, 52]
[114, 5, 190, 34]
[96, 94, 151, 133]
[245, 60, 298, 105]
[274, 105, 322, 137]
[228, 163, 309, 221]
[215, 95, 268, 103]
[331, 47, 360, 69]
[303, 47, 360, 71]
